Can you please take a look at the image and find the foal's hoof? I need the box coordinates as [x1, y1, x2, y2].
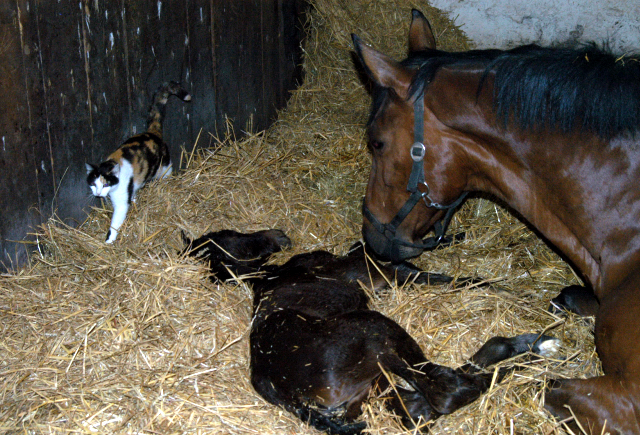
[548, 285, 599, 317]
[471, 333, 560, 367]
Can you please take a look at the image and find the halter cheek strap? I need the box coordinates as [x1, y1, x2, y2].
[407, 88, 426, 192]
[362, 91, 468, 255]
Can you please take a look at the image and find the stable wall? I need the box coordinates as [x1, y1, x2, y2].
[430, 0, 640, 52]
[0, 0, 306, 270]
[2, 0, 639, 271]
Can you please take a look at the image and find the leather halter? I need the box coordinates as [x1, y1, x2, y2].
[362, 91, 468, 256]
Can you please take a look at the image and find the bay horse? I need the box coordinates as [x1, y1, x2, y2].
[353, 9, 640, 434]
[184, 229, 558, 434]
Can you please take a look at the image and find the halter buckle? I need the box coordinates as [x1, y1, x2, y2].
[410, 142, 426, 162]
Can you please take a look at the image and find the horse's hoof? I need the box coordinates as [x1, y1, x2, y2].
[534, 336, 561, 356]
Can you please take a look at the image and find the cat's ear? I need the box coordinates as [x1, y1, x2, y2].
[85, 163, 96, 174]
[111, 163, 120, 177]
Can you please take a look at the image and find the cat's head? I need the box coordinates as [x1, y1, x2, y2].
[86, 161, 119, 197]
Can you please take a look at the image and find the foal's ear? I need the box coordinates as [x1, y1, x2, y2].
[408, 9, 436, 52]
[352, 34, 413, 100]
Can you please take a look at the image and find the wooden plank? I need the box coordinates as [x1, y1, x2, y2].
[0, 0, 55, 268]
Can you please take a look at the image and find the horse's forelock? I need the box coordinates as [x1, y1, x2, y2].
[366, 85, 390, 127]
[405, 51, 499, 106]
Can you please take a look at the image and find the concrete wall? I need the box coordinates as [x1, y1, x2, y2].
[429, 0, 640, 53]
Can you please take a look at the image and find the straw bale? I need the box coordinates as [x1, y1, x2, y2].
[0, 1, 597, 434]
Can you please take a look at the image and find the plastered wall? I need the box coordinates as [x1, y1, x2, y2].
[429, 0, 640, 53]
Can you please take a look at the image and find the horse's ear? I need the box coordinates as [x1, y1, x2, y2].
[352, 34, 413, 100]
[408, 9, 436, 52]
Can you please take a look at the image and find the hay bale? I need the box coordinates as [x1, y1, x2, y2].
[0, 1, 596, 434]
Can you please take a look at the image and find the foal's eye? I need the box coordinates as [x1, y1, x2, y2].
[369, 141, 384, 151]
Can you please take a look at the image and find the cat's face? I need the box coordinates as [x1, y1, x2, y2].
[86, 163, 118, 197]
[89, 175, 111, 197]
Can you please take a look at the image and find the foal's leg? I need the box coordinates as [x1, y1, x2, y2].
[419, 334, 558, 415]
[346, 242, 483, 288]
[376, 315, 558, 429]
[467, 333, 560, 368]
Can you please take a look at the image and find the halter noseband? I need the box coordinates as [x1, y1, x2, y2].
[362, 91, 468, 257]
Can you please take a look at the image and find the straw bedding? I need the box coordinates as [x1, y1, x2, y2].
[1, 1, 599, 433]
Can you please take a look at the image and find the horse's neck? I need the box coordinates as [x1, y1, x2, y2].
[427, 65, 640, 295]
[469, 132, 640, 295]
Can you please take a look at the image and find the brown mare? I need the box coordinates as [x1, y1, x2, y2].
[354, 9, 640, 434]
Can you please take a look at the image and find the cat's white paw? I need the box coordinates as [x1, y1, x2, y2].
[105, 230, 117, 244]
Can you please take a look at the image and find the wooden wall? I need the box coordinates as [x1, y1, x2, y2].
[0, 0, 306, 270]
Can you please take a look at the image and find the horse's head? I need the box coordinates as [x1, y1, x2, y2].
[354, 10, 468, 262]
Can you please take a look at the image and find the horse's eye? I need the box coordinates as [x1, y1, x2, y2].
[369, 141, 384, 150]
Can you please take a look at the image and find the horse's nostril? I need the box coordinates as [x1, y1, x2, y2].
[362, 223, 392, 261]
[363, 222, 425, 263]
[395, 244, 423, 262]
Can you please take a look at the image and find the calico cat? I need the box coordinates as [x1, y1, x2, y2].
[86, 81, 191, 243]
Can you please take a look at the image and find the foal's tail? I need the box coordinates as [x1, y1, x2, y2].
[384, 333, 559, 430]
[252, 374, 366, 435]
[296, 407, 366, 435]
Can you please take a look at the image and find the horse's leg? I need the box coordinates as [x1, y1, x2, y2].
[546, 279, 640, 434]
[546, 376, 640, 435]
[419, 334, 558, 414]
[549, 285, 599, 317]
[392, 262, 456, 285]
[341, 242, 482, 288]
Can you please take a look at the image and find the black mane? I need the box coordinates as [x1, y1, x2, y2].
[404, 44, 640, 140]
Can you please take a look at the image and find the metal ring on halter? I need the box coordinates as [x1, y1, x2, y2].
[419, 181, 440, 209]
[419, 181, 431, 197]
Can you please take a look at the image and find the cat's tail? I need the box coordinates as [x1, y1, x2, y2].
[146, 81, 191, 138]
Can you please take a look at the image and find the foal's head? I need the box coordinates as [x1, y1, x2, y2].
[354, 10, 470, 262]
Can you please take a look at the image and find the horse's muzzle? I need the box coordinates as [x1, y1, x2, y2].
[362, 221, 424, 263]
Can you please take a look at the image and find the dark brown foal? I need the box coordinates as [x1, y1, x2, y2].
[185, 229, 559, 434]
